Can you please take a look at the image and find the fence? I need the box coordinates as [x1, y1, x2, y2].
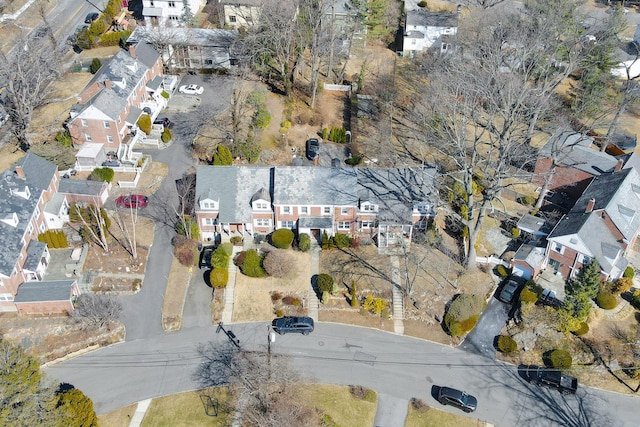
[476, 255, 510, 268]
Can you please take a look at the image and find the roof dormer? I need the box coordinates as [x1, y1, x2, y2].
[0, 212, 19, 227]
[10, 185, 30, 200]
[200, 198, 219, 210]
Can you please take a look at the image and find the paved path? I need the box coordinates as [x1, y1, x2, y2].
[390, 256, 405, 335]
[307, 242, 320, 321]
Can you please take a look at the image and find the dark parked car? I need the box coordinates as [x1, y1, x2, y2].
[437, 387, 477, 413]
[610, 133, 637, 151]
[272, 316, 314, 335]
[306, 138, 320, 160]
[496, 279, 523, 304]
[154, 117, 174, 128]
[199, 246, 216, 269]
[84, 12, 100, 24]
[116, 194, 148, 209]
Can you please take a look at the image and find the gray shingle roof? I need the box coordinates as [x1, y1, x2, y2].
[274, 167, 358, 206]
[23, 240, 47, 272]
[75, 43, 161, 120]
[58, 178, 106, 197]
[513, 244, 545, 269]
[0, 154, 57, 277]
[406, 10, 458, 28]
[14, 280, 75, 303]
[540, 129, 618, 176]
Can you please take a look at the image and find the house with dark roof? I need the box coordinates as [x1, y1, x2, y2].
[544, 167, 640, 281]
[0, 154, 102, 314]
[67, 43, 164, 164]
[195, 166, 438, 249]
[128, 27, 237, 71]
[403, 8, 459, 58]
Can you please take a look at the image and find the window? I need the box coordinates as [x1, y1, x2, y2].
[300, 206, 308, 215]
[337, 221, 350, 230]
[361, 203, 377, 212]
[168, 15, 179, 21]
[202, 201, 217, 210]
[411, 39, 416, 45]
[205, 59, 213, 66]
[282, 206, 291, 214]
[341, 207, 349, 215]
[168, 1, 176, 7]
[441, 43, 450, 52]
[85, 134, 92, 142]
[254, 201, 269, 210]
[81, 119, 88, 127]
[578, 254, 591, 265]
[323, 206, 331, 215]
[279, 220, 295, 229]
[255, 218, 270, 227]
[552, 242, 564, 255]
[34, 206, 40, 217]
[107, 135, 114, 143]
[103, 121, 110, 128]
[229, 15, 237, 23]
[359, 220, 375, 229]
[203, 218, 215, 226]
[39, 223, 45, 233]
[0, 293, 14, 302]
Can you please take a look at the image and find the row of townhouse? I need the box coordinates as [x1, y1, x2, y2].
[195, 166, 438, 249]
[512, 128, 640, 296]
[0, 154, 109, 315]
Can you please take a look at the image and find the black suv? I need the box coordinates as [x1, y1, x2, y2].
[272, 316, 314, 335]
[437, 387, 477, 413]
[306, 138, 320, 160]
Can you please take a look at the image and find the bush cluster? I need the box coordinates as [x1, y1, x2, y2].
[496, 335, 517, 353]
[238, 250, 267, 277]
[345, 155, 362, 166]
[211, 246, 230, 269]
[175, 217, 199, 240]
[298, 233, 311, 252]
[89, 167, 114, 183]
[230, 236, 243, 246]
[572, 321, 589, 336]
[271, 228, 294, 249]
[90, 58, 101, 74]
[317, 273, 334, 294]
[282, 295, 302, 306]
[444, 294, 486, 337]
[210, 268, 228, 288]
[410, 397, 429, 413]
[623, 266, 635, 279]
[362, 295, 388, 315]
[595, 290, 618, 310]
[631, 289, 640, 310]
[547, 349, 572, 369]
[263, 249, 293, 278]
[519, 288, 538, 304]
[328, 127, 348, 143]
[349, 385, 376, 402]
[213, 145, 233, 165]
[137, 114, 152, 135]
[495, 264, 510, 278]
[609, 277, 633, 294]
[98, 30, 131, 47]
[173, 236, 198, 267]
[37, 230, 68, 248]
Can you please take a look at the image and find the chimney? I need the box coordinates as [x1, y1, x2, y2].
[104, 79, 112, 90]
[615, 158, 624, 172]
[14, 165, 25, 179]
[586, 198, 596, 213]
[128, 44, 136, 58]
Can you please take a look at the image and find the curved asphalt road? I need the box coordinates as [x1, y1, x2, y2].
[46, 322, 639, 426]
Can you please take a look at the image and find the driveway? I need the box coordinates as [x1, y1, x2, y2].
[182, 268, 215, 329]
[460, 297, 510, 358]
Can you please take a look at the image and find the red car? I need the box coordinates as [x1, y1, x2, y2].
[116, 194, 148, 209]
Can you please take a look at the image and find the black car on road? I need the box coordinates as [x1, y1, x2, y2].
[437, 386, 477, 413]
[306, 138, 320, 160]
[85, 13, 99, 24]
[272, 316, 314, 335]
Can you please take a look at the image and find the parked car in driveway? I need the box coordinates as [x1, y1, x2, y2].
[272, 316, 314, 335]
[437, 386, 477, 413]
[179, 84, 204, 95]
[306, 138, 320, 160]
[199, 246, 216, 269]
[496, 278, 523, 304]
[116, 194, 148, 209]
[154, 117, 174, 128]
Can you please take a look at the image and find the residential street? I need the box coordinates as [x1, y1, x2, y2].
[46, 322, 640, 426]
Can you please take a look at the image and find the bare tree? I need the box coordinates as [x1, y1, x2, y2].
[0, 32, 59, 150]
[174, 172, 197, 239]
[113, 207, 138, 259]
[194, 341, 316, 427]
[74, 294, 123, 329]
[72, 203, 109, 252]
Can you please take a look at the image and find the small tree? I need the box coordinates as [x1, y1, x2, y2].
[213, 145, 233, 165]
[89, 58, 101, 74]
[568, 260, 601, 299]
[211, 246, 230, 269]
[547, 349, 572, 369]
[263, 249, 293, 278]
[137, 114, 152, 135]
[88, 167, 114, 183]
[161, 128, 172, 143]
[350, 282, 358, 307]
[595, 290, 618, 310]
[321, 231, 329, 249]
[496, 335, 517, 353]
[317, 273, 334, 294]
[210, 268, 229, 288]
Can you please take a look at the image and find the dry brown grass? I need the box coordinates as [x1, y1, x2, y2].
[162, 257, 192, 331]
[0, 143, 25, 173]
[232, 250, 310, 322]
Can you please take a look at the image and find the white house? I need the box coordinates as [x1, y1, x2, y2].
[142, 0, 206, 26]
[403, 9, 459, 58]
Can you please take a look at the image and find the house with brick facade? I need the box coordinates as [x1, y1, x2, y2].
[0, 154, 98, 314]
[67, 42, 165, 165]
[195, 165, 437, 249]
[543, 167, 640, 281]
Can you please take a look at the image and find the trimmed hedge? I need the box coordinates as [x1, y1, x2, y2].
[548, 349, 572, 369]
[37, 230, 69, 248]
[497, 335, 517, 353]
[623, 266, 635, 279]
[496, 264, 510, 278]
[238, 250, 267, 277]
[520, 288, 538, 304]
[271, 228, 294, 249]
[595, 290, 618, 310]
[572, 321, 589, 336]
[137, 114, 152, 135]
[444, 294, 486, 337]
[98, 30, 131, 47]
[210, 268, 229, 288]
[211, 246, 230, 269]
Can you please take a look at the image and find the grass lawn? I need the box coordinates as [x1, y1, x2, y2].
[405, 404, 480, 427]
[97, 404, 137, 427]
[299, 384, 377, 427]
[141, 388, 234, 427]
